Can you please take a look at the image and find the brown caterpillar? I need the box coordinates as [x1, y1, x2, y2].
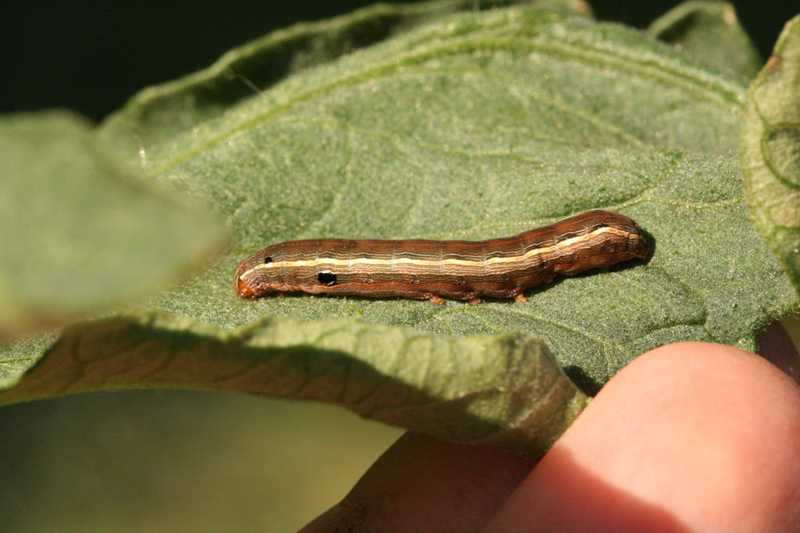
[234, 210, 650, 304]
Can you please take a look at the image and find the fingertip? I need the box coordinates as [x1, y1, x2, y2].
[488, 342, 800, 532]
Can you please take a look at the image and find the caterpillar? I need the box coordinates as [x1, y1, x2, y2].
[234, 210, 650, 304]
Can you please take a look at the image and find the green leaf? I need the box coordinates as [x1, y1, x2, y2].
[97, 0, 589, 160]
[2, 5, 798, 452]
[741, 16, 800, 295]
[648, 1, 761, 81]
[0, 111, 224, 338]
[0, 313, 587, 454]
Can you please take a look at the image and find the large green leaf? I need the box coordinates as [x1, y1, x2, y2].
[0, 313, 585, 453]
[98, 0, 588, 160]
[741, 16, 800, 295]
[1, 4, 797, 452]
[0, 111, 224, 338]
[648, 1, 761, 81]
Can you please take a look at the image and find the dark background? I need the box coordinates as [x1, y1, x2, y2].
[1, 2, 798, 532]
[2, 1, 796, 121]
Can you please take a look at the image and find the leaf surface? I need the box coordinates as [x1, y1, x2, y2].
[97, 0, 587, 160]
[0, 313, 586, 454]
[741, 17, 800, 295]
[0, 111, 223, 338]
[2, 4, 797, 451]
[648, 1, 761, 81]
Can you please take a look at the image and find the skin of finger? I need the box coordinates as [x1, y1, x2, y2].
[300, 432, 536, 533]
[486, 342, 800, 532]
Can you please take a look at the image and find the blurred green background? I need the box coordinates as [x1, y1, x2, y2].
[1, 2, 798, 531]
